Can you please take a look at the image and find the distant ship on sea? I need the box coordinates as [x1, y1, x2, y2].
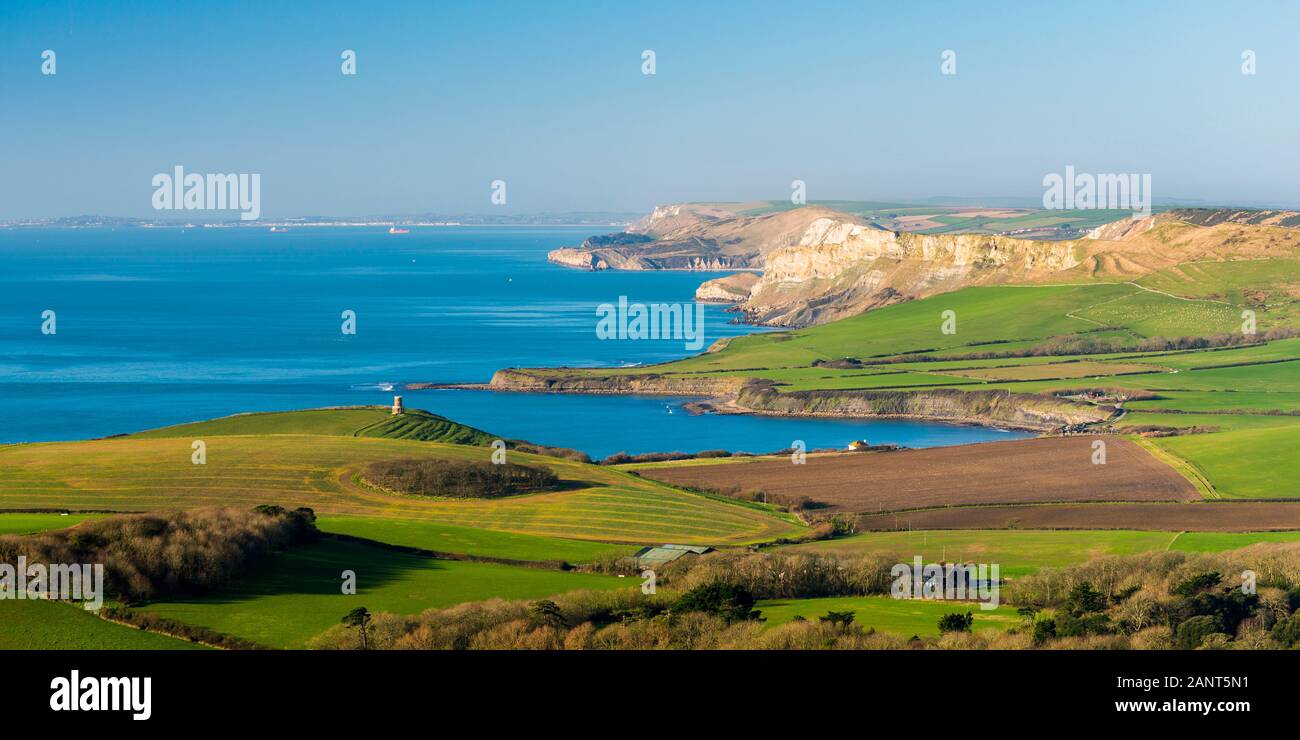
[388, 226, 410, 234]
[269, 226, 288, 232]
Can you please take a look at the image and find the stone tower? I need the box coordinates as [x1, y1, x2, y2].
[391, 395, 404, 415]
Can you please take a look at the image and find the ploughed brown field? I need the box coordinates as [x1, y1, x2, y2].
[855, 502, 1300, 532]
[637, 437, 1198, 513]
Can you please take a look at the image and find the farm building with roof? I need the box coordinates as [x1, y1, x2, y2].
[632, 544, 715, 569]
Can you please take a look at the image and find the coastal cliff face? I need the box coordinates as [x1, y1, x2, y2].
[742, 220, 1085, 325]
[735, 384, 1112, 431]
[547, 203, 1088, 324]
[549, 204, 1300, 326]
[695, 272, 760, 302]
[488, 370, 1110, 431]
[488, 369, 747, 396]
[546, 203, 854, 272]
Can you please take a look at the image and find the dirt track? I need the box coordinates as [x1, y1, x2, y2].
[854, 502, 1300, 532]
[639, 437, 1198, 513]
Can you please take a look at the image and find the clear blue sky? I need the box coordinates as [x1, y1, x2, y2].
[2, 0, 1298, 218]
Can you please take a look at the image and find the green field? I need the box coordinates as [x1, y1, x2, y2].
[0, 407, 804, 650]
[317, 515, 634, 563]
[1168, 530, 1300, 551]
[139, 538, 632, 648]
[787, 530, 1179, 577]
[786, 529, 1300, 577]
[132, 406, 496, 445]
[1135, 259, 1300, 306]
[756, 595, 1019, 636]
[1116, 412, 1300, 433]
[0, 512, 105, 535]
[0, 599, 205, 650]
[0, 415, 803, 545]
[1155, 425, 1300, 499]
[666, 284, 1143, 373]
[739, 200, 1132, 235]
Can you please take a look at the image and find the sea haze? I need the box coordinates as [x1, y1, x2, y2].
[0, 226, 1027, 456]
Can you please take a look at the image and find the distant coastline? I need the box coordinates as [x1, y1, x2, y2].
[0, 216, 636, 230]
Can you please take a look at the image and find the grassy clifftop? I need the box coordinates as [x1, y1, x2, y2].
[4, 408, 803, 545]
[132, 407, 496, 446]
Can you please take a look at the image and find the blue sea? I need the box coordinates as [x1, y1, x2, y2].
[0, 226, 1026, 457]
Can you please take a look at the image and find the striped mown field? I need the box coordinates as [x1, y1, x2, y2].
[0, 433, 802, 545]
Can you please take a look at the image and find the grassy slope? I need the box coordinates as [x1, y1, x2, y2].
[0, 414, 802, 545]
[317, 515, 634, 563]
[139, 538, 630, 648]
[132, 406, 496, 446]
[0, 513, 105, 534]
[0, 600, 205, 650]
[756, 595, 1019, 635]
[670, 284, 1140, 372]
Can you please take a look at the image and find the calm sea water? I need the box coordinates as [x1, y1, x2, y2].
[0, 227, 1025, 457]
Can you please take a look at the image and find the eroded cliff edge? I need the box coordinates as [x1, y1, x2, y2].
[548, 204, 1300, 327]
[481, 371, 1111, 432]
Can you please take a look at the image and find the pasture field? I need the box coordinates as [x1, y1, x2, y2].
[638, 437, 1197, 513]
[664, 284, 1142, 373]
[1134, 259, 1300, 305]
[0, 512, 105, 535]
[139, 537, 631, 648]
[1115, 412, 1300, 433]
[1154, 425, 1300, 499]
[0, 600, 205, 650]
[739, 201, 1131, 235]
[132, 406, 495, 445]
[942, 361, 1161, 382]
[1071, 289, 1243, 336]
[0, 424, 803, 545]
[1169, 530, 1300, 551]
[1142, 338, 1300, 369]
[786, 528, 1300, 577]
[853, 502, 1300, 532]
[786, 529, 1179, 577]
[317, 515, 634, 563]
[1123, 390, 1300, 413]
[756, 595, 1019, 635]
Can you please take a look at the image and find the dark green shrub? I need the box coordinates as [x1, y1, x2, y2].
[364, 458, 558, 498]
[675, 583, 760, 624]
[1176, 615, 1224, 650]
[938, 611, 974, 633]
